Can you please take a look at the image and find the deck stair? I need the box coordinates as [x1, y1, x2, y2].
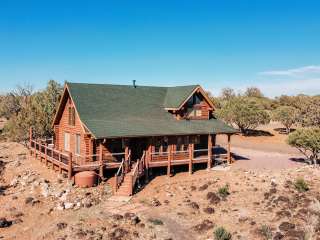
[114, 152, 146, 196]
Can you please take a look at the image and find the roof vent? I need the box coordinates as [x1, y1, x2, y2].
[132, 80, 137, 88]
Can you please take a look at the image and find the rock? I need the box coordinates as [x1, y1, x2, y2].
[279, 222, 295, 232]
[188, 202, 200, 210]
[206, 192, 220, 204]
[193, 219, 214, 233]
[57, 222, 68, 230]
[0, 218, 12, 228]
[198, 184, 208, 191]
[109, 228, 129, 240]
[273, 232, 284, 240]
[63, 202, 74, 209]
[151, 199, 161, 207]
[25, 197, 34, 204]
[56, 203, 64, 211]
[203, 207, 215, 214]
[10, 178, 19, 187]
[271, 179, 277, 187]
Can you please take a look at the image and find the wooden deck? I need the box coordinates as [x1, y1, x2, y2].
[30, 139, 232, 177]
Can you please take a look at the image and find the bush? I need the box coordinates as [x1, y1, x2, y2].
[259, 225, 272, 240]
[288, 128, 320, 165]
[218, 184, 230, 198]
[214, 226, 232, 240]
[294, 178, 309, 192]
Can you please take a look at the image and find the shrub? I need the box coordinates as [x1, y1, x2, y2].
[260, 225, 272, 240]
[218, 184, 230, 198]
[294, 178, 309, 192]
[288, 128, 320, 165]
[214, 226, 232, 240]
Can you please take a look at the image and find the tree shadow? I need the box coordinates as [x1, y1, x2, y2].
[243, 129, 274, 137]
[214, 146, 250, 161]
[289, 157, 319, 165]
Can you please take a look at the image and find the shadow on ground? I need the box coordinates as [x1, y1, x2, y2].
[244, 129, 274, 137]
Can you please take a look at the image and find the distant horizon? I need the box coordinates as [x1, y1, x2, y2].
[1, 1, 320, 97]
[0, 78, 319, 99]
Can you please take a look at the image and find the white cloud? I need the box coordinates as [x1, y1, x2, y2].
[259, 65, 320, 77]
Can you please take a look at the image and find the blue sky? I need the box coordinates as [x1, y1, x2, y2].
[1, 0, 320, 97]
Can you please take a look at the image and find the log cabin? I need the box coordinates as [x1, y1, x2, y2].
[29, 81, 237, 196]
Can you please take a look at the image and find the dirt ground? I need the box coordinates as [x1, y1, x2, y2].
[1, 123, 320, 240]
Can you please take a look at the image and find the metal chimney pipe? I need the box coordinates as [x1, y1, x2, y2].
[132, 80, 136, 88]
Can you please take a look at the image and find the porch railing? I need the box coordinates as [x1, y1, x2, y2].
[150, 146, 231, 164]
[114, 158, 125, 192]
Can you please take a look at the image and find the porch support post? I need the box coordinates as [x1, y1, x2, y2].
[207, 134, 212, 170]
[227, 134, 231, 164]
[68, 152, 73, 180]
[212, 134, 216, 166]
[145, 142, 151, 183]
[188, 143, 193, 174]
[167, 144, 172, 176]
[124, 139, 129, 173]
[99, 142, 104, 178]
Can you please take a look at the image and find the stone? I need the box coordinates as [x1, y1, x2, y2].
[151, 199, 161, 207]
[63, 202, 74, 209]
[57, 222, 68, 230]
[56, 203, 64, 211]
[0, 218, 12, 228]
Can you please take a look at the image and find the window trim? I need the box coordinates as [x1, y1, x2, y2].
[75, 134, 81, 155]
[64, 132, 70, 152]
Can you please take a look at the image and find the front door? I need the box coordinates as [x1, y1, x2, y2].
[129, 138, 148, 161]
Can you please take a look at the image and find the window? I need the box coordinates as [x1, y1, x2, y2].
[154, 137, 168, 155]
[177, 137, 189, 151]
[195, 109, 202, 117]
[75, 134, 81, 155]
[68, 107, 75, 126]
[64, 132, 70, 151]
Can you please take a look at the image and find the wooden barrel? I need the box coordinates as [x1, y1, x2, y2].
[74, 171, 97, 188]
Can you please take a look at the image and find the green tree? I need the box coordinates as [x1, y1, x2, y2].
[1, 80, 62, 144]
[216, 96, 270, 134]
[272, 106, 298, 134]
[287, 128, 320, 165]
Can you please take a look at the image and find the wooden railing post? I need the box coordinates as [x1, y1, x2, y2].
[227, 134, 231, 164]
[68, 152, 73, 180]
[167, 145, 172, 176]
[99, 143, 103, 178]
[207, 134, 212, 170]
[189, 143, 193, 174]
[114, 174, 118, 193]
[44, 146, 48, 166]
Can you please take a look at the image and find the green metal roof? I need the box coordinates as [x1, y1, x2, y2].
[67, 82, 237, 139]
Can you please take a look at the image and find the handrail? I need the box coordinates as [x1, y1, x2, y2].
[132, 151, 145, 188]
[116, 158, 125, 176]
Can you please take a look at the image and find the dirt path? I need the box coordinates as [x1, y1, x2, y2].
[232, 146, 304, 171]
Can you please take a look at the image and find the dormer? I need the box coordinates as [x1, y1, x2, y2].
[164, 85, 214, 120]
